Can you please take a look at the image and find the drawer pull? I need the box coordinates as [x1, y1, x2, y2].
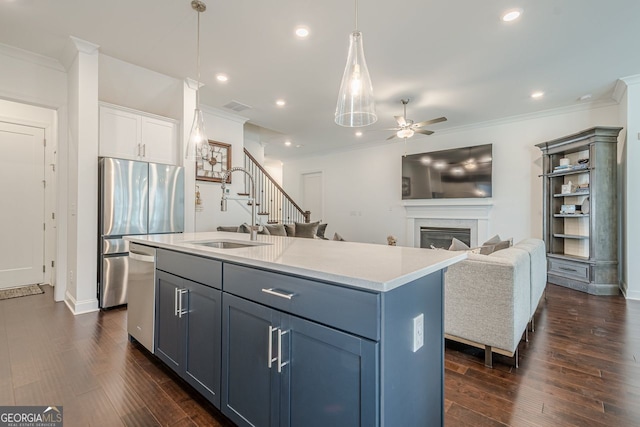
[268, 326, 278, 368]
[278, 329, 289, 373]
[558, 267, 578, 272]
[261, 288, 295, 300]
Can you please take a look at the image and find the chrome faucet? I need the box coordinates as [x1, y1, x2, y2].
[220, 167, 259, 241]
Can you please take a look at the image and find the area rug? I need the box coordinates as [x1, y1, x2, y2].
[0, 284, 44, 300]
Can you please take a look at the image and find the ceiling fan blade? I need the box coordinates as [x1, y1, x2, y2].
[394, 115, 407, 127]
[383, 127, 401, 131]
[415, 129, 434, 136]
[413, 116, 447, 128]
[386, 134, 397, 140]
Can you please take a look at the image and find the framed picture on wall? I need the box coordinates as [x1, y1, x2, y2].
[196, 140, 232, 183]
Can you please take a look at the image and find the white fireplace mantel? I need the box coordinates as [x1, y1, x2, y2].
[403, 199, 493, 248]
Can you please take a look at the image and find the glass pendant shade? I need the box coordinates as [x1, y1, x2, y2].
[185, 107, 208, 160]
[335, 31, 377, 127]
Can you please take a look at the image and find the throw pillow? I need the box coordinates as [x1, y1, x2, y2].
[316, 223, 328, 239]
[483, 234, 501, 246]
[238, 223, 270, 235]
[333, 232, 345, 241]
[284, 223, 296, 237]
[265, 224, 287, 236]
[294, 221, 319, 239]
[217, 226, 240, 232]
[449, 238, 470, 251]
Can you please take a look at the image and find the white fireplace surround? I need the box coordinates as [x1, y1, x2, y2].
[403, 199, 493, 248]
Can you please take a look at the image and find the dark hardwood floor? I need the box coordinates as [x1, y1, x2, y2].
[0, 284, 638, 426]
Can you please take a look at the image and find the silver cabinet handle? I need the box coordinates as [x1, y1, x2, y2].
[268, 326, 278, 368]
[174, 287, 179, 316]
[178, 289, 188, 318]
[143, 143, 146, 157]
[261, 288, 295, 300]
[137, 143, 141, 157]
[559, 267, 577, 272]
[278, 329, 289, 373]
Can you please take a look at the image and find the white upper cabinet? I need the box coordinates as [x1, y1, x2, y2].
[99, 103, 179, 165]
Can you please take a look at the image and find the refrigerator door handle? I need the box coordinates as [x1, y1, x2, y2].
[129, 252, 155, 263]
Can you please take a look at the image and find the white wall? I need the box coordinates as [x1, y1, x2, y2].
[193, 106, 249, 232]
[99, 54, 183, 120]
[283, 104, 622, 246]
[0, 43, 68, 302]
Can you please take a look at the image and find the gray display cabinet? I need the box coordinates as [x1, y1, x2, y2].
[536, 126, 622, 295]
[153, 249, 446, 426]
[155, 250, 223, 407]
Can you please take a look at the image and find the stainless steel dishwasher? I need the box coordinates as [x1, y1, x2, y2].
[127, 242, 156, 353]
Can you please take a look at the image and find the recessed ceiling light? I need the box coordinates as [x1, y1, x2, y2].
[276, 99, 286, 107]
[502, 8, 523, 22]
[295, 144, 304, 148]
[295, 26, 309, 38]
[284, 141, 292, 146]
[216, 73, 228, 82]
[355, 131, 363, 137]
[531, 91, 544, 99]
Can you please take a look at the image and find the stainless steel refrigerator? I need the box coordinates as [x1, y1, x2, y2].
[98, 157, 184, 308]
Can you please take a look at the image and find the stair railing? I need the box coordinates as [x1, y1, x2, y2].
[243, 148, 310, 224]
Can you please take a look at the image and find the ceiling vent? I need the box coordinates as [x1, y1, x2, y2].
[223, 100, 252, 112]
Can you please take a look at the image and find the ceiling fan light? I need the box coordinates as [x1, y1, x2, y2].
[397, 128, 415, 139]
[335, 31, 377, 127]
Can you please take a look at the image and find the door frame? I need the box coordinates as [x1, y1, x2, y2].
[0, 99, 58, 295]
[300, 169, 324, 223]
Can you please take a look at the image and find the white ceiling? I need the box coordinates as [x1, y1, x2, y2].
[1, 0, 639, 161]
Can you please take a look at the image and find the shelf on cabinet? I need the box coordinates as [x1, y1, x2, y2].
[553, 191, 590, 198]
[554, 214, 589, 218]
[553, 233, 589, 240]
[543, 167, 592, 178]
[547, 253, 592, 263]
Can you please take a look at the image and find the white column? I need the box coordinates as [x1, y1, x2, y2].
[61, 37, 100, 314]
[619, 76, 640, 299]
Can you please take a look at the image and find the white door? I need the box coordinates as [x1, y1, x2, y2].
[0, 121, 45, 289]
[302, 172, 323, 223]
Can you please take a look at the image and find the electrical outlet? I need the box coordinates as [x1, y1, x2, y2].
[413, 313, 424, 352]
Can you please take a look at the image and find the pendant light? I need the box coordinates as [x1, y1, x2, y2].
[335, 0, 377, 127]
[185, 0, 209, 160]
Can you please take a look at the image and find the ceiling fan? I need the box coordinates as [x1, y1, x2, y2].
[386, 99, 447, 140]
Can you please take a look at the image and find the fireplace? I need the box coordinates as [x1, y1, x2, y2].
[421, 227, 471, 249]
[403, 199, 493, 248]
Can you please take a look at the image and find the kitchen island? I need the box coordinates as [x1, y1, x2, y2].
[125, 232, 466, 427]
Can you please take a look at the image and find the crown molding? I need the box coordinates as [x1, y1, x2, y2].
[0, 42, 64, 72]
[61, 36, 99, 70]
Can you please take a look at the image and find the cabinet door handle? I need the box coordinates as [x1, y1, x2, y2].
[559, 266, 577, 272]
[261, 288, 295, 300]
[278, 329, 289, 373]
[174, 287, 179, 316]
[268, 326, 278, 368]
[137, 143, 141, 157]
[178, 289, 188, 318]
[142, 143, 146, 157]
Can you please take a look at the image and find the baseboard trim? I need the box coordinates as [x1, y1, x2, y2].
[620, 280, 640, 300]
[64, 291, 99, 315]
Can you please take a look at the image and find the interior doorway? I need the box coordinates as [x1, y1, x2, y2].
[302, 171, 323, 223]
[0, 121, 45, 289]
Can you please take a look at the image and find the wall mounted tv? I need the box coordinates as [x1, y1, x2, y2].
[401, 144, 492, 199]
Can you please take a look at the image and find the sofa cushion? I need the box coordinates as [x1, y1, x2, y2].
[265, 224, 287, 236]
[238, 223, 270, 235]
[317, 223, 328, 239]
[217, 226, 240, 232]
[333, 232, 345, 241]
[284, 223, 296, 236]
[483, 234, 502, 246]
[294, 221, 319, 239]
[449, 238, 470, 251]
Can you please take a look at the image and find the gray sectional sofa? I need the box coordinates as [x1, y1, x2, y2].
[444, 238, 546, 368]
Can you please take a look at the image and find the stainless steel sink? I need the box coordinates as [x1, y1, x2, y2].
[187, 239, 271, 249]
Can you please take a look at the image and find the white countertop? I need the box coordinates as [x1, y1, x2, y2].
[125, 232, 466, 292]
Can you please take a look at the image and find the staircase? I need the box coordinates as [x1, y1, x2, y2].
[242, 148, 310, 224]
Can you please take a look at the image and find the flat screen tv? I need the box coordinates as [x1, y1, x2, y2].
[402, 144, 492, 199]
